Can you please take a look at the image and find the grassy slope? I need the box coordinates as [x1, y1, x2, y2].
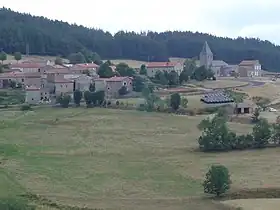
[2, 108, 279, 210]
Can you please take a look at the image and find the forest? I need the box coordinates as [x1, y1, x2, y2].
[1, 7, 280, 71]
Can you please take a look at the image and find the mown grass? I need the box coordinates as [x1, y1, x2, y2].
[1, 107, 279, 210]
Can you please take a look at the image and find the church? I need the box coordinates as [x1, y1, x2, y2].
[198, 41, 230, 77]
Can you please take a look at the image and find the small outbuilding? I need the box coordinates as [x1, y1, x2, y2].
[231, 102, 254, 114]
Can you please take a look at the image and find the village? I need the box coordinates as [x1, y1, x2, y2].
[0, 41, 272, 107]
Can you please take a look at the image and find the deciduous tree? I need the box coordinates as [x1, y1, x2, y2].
[14, 52, 22, 62]
[203, 165, 231, 197]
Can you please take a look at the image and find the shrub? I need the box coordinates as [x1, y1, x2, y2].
[20, 104, 32, 111]
[73, 90, 82, 106]
[118, 86, 129, 95]
[181, 97, 188, 108]
[0, 198, 35, 210]
[59, 95, 71, 108]
[170, 93, 181, 110]
[203, 165, 231, 197]
[252, 118, 271, 148]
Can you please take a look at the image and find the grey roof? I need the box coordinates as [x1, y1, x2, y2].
[211, 60, 228, 67]
[236, 103, 252, 108]
[200, 41, 213, 55]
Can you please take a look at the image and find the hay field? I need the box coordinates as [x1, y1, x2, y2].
[193, 80, 248, 89]
[239, 83, 280, 98]
[2, 108, 280, 210]
[109, 59, 147, 69]
[222, 199, 280, 210]
[4, 54, 69, 64]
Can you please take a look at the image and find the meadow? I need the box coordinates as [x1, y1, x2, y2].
[2, 107, 280, 209]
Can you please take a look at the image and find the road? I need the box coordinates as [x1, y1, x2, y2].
[237, 78, 265, 87]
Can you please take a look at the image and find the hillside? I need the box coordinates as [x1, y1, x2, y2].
[1, 8, 280, 71]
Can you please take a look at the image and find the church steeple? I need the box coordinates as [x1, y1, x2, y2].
[199, 41, 213, 69]
[200, 41, 213, 56]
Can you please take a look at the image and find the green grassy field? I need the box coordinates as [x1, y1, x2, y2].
[2, 107, 280, 210]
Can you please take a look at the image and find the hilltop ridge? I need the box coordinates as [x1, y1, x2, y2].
[0, 7, 280, 71]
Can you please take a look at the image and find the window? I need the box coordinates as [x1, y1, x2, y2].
[31, 98, 34, 101]
[107, 87, 110, 90]
[22, 79, 24, 82]
[65, 85, 67, 88]
[123, 82, 127, 86]
[60, 85, 63, 88]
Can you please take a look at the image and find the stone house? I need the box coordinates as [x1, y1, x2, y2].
[238, 60, 262, 77]
[220, 65, 238, 77]
[70, 63, 99, 76]
[95, 76, 133, 98]
[146, 62, 183, 78]
[25, 86, 50, 104]
[25, 86, 41, 104]
[9, 63, 47, 73]
[234, 103, 254, 114]
[47, 77, 74, 95]
[0, 72, 42, 88]
[73, 75, 93, 91]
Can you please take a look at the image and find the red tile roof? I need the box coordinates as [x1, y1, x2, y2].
[0, 72, 40, 78]
[146, 62, 178, 68]
[95, 76, 132, 82]
[239, 60, 260, 66]
[10, 63, 46, 68]
[45, 68, 70, 74]
[54, 78, 73, 83]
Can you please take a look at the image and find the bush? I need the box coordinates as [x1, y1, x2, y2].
[118, 86, 129, 95]
[170, 93, 181, 110]
[252, 118, 271, 148]
[203, 165, 231, 197]
[58, 95, 71, 108]
[0, 198, 35, 210]
[20, 104, 32, 111]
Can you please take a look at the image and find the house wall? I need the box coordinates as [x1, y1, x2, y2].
[199, 53, 213, 69]
[74, 76, 93, 91]
[40, 90, 50, 100]
[106, 78, 133, 98]
[23, 77, 41, 87]
[25, 90, 41, 104]
[12, 67, 41, 73]
[54, 82, 74, 95]
[239, 64, 261, 77]
[95, 80, 106, 92]
[238, 67, 249, 77]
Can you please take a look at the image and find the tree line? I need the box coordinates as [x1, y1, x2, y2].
[1, 8, 280, 71]
[197, 112, 280, 152]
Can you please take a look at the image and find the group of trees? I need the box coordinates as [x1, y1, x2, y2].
[140, 89, 188, 112]
[0, 51, 22, 64]
[2, 8, 280, 71]
[57, 87, 105, 108]
[198, 113, 280, 152]
[68, 50, 102, 65]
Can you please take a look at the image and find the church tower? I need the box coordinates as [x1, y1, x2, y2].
[199, 41, 213, 69]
